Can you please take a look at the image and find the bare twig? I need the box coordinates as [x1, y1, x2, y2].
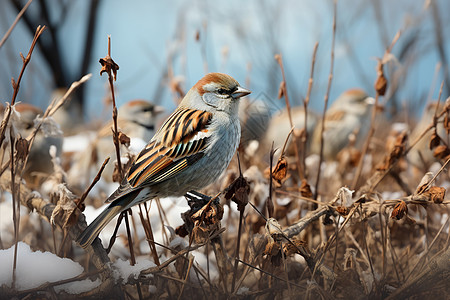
[0, 0, 33, 49]
[0, 25, 46, 149]
[301, 42, 319, 178]
[275, 54, 304, 180]
[314, 1, 336, 199]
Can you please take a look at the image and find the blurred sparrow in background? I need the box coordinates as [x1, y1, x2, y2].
[68, 100, 164, 186]
[77, 73, 251, 248]
[311, 89, 374, 159]
[264, 106, 318, 155]
[239, 98, 271, 146]
[1, 103, 63, 183]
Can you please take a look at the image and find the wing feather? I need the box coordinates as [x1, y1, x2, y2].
[126, 108, 212, 188]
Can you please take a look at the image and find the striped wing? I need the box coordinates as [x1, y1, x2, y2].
[106, 108, 212, 202]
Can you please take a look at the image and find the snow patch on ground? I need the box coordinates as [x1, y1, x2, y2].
[0, 242, 99, 293]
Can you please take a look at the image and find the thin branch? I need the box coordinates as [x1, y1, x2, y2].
[314, 1, 336, 199]
[0, 0, 33, 49]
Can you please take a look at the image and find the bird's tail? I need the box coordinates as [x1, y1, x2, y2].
[76, 204, 123, 248]
[77, 189, 145, 248]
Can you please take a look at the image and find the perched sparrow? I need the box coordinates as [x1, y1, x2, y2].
[311, 89, 374, 159]
[3, 103, 63, 183]
[68, 100, 164, 186]
[77, 73, 251, 248]
[263, 106, 318, 155]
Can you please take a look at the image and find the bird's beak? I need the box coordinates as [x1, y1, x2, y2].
[232, 86, 251, 99]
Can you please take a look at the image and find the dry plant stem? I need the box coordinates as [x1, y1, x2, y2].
[106, 213, 124, 253]
[275, 54, 304, 180]
[138, 204, 160, 265]
[10, 133, 18, 287]
[124, 210, 143, 300]
[302, 42, 319, 177]
[178, 256, 194, 300]
[282, 205, 334, 238]
[352, 32, 401, 190]
[237, 259, 305, 290]
[404, 216, 449, 282]
[0, 25, 46, 149]
[0, 0, 33, 48]
[231, 208, 244, 293]
[267, 143, 274, 217]
[352, 93, 379, 190]
[387, 240, 450, 299]
[314, 2, 336, 200]
[101, 35, 123, 179]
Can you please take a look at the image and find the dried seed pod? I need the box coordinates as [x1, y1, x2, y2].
[391, 200, 408, 220]
[427, 186, 446, 203]
[118, 131, 130, 147]
[444, 113, 450, 135]
[272, 156, 288, 184]
[415, 172, 433, 195]
[375, 61, 388, 96]
[283, 238, 307, 256]
[336, 206, 350, 216]
[300, 179, 313, 198]
[433, 145, 450, 160]
[429, 129, 441, 150]
[15, 137, 29, 162]
[224, 173, 250, 212]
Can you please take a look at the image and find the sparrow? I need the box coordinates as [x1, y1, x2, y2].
[311, 89, 374, 159]
[263, 106, 318, 156]
[77, 73, 251, 248]
[67, 100, 164, 186]
[2, 103, 63, 183]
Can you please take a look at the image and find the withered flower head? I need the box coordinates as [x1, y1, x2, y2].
[391, 200, 408, 220]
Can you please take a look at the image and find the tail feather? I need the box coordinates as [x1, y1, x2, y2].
[77, 188, 147, 248]
[77, 204, 123, 248]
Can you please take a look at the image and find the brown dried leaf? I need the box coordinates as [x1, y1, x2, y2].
[433, 145, 450, 160]
[429, 129, 441, 150]
[336, 206, 350, 216]
[375, 61, 388, 96]
[118, 131, 130, 147]
[264, 237, 281, 257]
[427, 186, 446, 203]
[444, 113, 450, 135]
[15, 137, 29, 162]
[300, 179, 313, 198]
[99, 55, 119, 81]
[415, 172, 433, 195]
[224, 174, 250, 211]
[272, 157, 288, 184]
[283, 238, 307, 256]
[391, 200, 408, 220]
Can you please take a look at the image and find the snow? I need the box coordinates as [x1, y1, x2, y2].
[0, 242, 99, 293]
[62, 132, 95, 153]
[113, 256, 156, 281]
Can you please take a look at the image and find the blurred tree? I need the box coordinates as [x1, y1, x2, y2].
[10, 0, 101, 112]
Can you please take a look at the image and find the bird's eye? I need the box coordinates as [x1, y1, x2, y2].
[217, 88, 228, 95]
